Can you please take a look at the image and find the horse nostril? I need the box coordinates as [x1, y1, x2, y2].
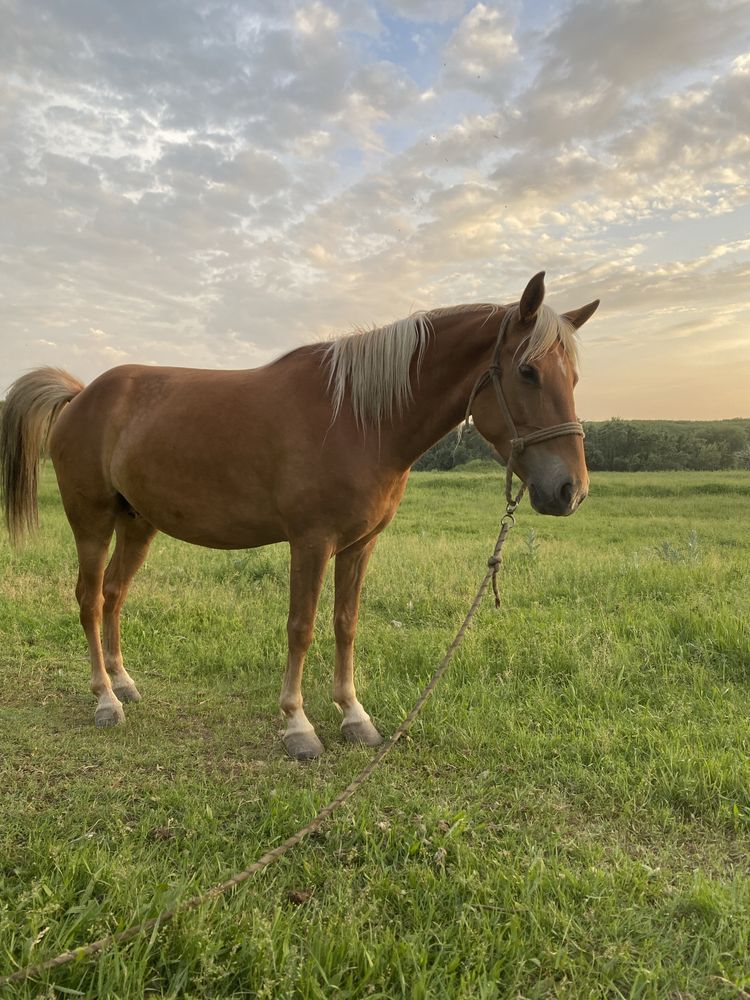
[559, 480, 575, 507]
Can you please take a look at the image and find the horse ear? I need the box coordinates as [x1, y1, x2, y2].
[519, 271, 545, 323]
[562, 299, 600, 330]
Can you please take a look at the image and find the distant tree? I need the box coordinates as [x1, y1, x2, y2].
[416, 417, 750, 472]
[413, 424, 496, 470]
[582, 418, 750, 473]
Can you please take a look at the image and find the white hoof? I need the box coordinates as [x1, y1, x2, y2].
[95, 699, 125, 728]
[112, 681, 142, 703]
[283, 730, 325, 761]
[341, 718, 383, 747]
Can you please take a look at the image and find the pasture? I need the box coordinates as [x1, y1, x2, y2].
[1, 464, 749, 998]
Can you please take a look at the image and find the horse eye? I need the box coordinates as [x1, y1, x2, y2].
[519, 364, 539, 384]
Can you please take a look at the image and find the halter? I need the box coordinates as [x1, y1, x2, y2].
[463, 308, 585, 508]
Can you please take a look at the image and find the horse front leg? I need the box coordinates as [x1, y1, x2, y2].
[280, 539, 332, 760]
[333, 538, 383, 747]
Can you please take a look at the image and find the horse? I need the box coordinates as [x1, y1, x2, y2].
[1, 272, 598, 759]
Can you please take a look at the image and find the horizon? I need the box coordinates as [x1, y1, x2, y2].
[1, 0, 749, 420]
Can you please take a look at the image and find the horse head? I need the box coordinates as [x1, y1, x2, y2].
[471, 272, 599, 516]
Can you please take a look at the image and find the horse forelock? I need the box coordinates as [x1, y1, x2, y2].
[516, 304, 579, 372]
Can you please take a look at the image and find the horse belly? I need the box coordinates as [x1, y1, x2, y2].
[145, 503, 286, 549]
[111, 447, 287, 550]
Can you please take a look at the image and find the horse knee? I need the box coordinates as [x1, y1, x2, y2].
[79, 593, 103, 631]
[102, 580, 122, 615]
[334, 610, 358, 646]
[287, 616, 314, 653]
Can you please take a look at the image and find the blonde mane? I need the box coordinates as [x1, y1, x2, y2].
[324, 312, 433, 428]
[323, 302, 578, 428]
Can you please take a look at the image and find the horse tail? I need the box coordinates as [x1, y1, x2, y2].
[1, 367, 85, 545]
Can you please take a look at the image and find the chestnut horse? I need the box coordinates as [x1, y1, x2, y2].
[1, 272, 598, 759]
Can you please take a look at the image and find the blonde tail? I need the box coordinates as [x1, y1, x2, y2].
[0, 367, 84, 544]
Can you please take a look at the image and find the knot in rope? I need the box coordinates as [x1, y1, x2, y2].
[489, 554, 503, 608]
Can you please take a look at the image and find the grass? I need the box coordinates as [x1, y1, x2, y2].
[1, 465, 750, 998]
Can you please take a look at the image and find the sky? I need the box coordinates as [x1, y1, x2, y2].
[1, 0, 749, 420]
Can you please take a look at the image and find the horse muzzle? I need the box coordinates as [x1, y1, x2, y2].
[528, 479, 587, 517]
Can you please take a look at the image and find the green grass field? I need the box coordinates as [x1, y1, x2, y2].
[1, 465, 749, 999]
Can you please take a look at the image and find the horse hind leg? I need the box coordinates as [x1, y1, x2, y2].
[102, 510, 157, 704]
[71, 512, 125, 727]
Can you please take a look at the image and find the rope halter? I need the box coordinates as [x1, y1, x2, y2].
[463, 307, 585, 508]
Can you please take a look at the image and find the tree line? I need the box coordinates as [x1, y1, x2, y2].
[414, 418, 750, 472]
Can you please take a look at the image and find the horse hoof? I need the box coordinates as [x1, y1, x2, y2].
[342, 719, 384, 747]
[283, 730, 324, 761]
[95, 701, 125, 728]
[113, 682, 142, 703]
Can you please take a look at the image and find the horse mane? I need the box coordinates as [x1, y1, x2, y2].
[323, 302, 577, 428]
[323, 312, 433, 428]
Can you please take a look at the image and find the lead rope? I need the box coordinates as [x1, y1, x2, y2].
[0, 501, 523, 989]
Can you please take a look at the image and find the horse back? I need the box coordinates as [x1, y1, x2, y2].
[49, 358, 406, 550]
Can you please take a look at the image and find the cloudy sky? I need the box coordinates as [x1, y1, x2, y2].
[1, 0, 748, 419]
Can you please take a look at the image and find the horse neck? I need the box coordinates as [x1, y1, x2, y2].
[383, 306, 506, 470]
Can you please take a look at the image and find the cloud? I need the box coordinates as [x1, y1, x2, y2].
[542, 0, 748, 91]
[381, 0, 471, 23]
[442, 4, 518, 94]
[1, 0, 749, 421]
